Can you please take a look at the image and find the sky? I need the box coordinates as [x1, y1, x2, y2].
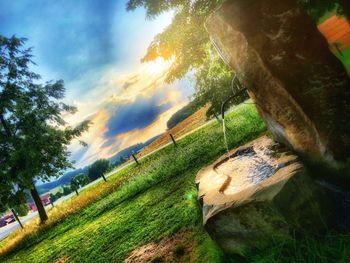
[0, 0, 194, 168]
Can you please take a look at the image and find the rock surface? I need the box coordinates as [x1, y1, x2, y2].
[206, 0, 350, 167]
[196, 136, 332, 255]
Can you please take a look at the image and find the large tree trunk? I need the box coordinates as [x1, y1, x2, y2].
[30, 186, 48, 223]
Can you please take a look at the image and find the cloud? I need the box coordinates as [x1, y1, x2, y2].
[69, 99, 187, 168]
[105, 95, 171, 137]
[158, 90, 182, 106]
[69, 109, 114, 167]
[122, 74, 141, 90]
[112, 102, 187, 152]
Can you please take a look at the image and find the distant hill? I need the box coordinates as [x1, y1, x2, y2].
[108, 144, 143, 165]
[36, 135, 161, 195]
[167, 103, 196, 129]
[37, 167, 89, 194]
[109, 135, 161, 166]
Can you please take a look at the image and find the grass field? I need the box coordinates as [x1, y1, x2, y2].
[0, 102, 266, 263]
[1, 102, 350, 262]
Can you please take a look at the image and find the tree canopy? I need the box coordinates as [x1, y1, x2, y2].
[88, 159, 111, 181]
[127, 0, 223, 83]
[127, 0, 349, 115]
[127, 0, 249, 114]
[71, 173, 90, 188]
[0, 35, 90, 221]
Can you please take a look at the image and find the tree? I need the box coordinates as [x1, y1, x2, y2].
[54, 191, 63, 200]
[127, 1, 247, 115]
[61, 186, 73, 196]
[70, 173, 89, 196]
[192, 46, 248, 117]
[49, 193, 57, 203]
[127, 0, 223, 83]
[0, 35, 90, 223]
[70, 180, 79, 196]
[167, 103, 196, 129]
[72, 173, 90, 188]
[88, 159, 110, 182]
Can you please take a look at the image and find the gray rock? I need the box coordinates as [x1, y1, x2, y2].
[196, 136, 332, 256]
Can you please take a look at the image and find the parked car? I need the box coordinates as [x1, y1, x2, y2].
[4, 214, 15, 224]
[0, 219, 7, 227]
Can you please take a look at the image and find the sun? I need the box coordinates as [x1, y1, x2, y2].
[144, 57, 171, 75]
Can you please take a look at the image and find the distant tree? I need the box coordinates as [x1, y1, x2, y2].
[13, 203, 29, 217]
[167, 103, 196, 129]
[61, 186, 73, 196]
[49, 193, 57, 203]
[72, 173, 90, 188]
[0, 35, 90, 223]
[88, 159, 110, 182]
[54, 191, 63, 200]
[119, 156, 127, 165]
[70, 180, 79, 196]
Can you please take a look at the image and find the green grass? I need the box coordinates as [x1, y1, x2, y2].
[2, 102, 350, 263]
[336, 47, 350, 74]
[0, 102, 266, 263]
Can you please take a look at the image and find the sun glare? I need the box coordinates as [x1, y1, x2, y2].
[144, 57, 170, 75]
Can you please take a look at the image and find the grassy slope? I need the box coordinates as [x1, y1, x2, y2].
[1, 103, 266, 263]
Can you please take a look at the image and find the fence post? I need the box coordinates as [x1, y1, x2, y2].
[169, 133, 177, 147]
[132, 154, 140, 165]
[214, 112, 221, 124]
[101, 174, 107, 182]
[11, 208, 23, 229]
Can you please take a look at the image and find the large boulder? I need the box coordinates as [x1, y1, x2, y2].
[205, 0, 350, 168]
[196, 136, 332, 256]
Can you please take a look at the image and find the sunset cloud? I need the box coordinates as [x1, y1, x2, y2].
[66, 60, 190, 167]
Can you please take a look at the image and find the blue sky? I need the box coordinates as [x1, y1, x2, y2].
[0, 0, 194, 168]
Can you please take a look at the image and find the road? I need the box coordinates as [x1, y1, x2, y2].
[0, 211, 40, 241]
[0, 117, 218, 241]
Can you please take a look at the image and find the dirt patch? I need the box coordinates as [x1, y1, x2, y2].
[124, 231, 192, 263]
[318, 16, 350, 49]
[54, 255, 70, 263]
